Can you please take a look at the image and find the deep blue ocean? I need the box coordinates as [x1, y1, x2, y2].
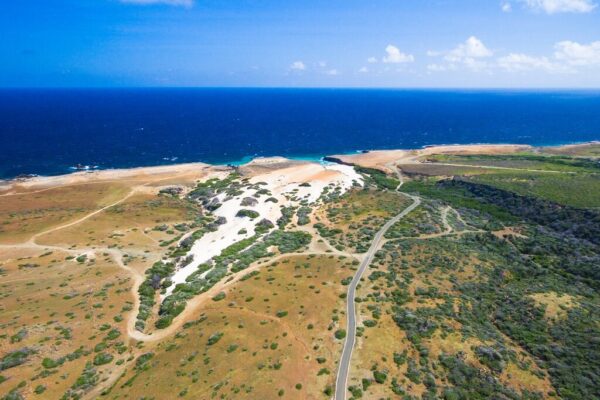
[1, 88, 600, 179]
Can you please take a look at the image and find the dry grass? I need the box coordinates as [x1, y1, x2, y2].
[0, 183, 131, 244]
[0, 171, 205, 399]
[106, 254, 350, 399]
[530, 292, 578, 320]
[35, 193, 194, 250]
[398, 163, 495, 177]
[0, 247, 134, 399]
[540, 142, 600, 158]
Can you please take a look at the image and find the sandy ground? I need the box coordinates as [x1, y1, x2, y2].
[328, 150, 411, 172]
[329, 144, 533, 172]
[538, 141, 600, 157]
[0, 162, 225, 195]
[166, 159, 362, 295]
[419, 143, 532, 155]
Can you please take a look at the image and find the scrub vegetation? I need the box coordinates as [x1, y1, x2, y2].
[1, 144, 598, 400]
[347, 148, 600, 400]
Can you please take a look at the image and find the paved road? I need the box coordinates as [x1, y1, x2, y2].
[334, 191, 420, 400]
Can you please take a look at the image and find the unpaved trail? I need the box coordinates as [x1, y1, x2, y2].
[29, 188, 139, 245]
[391, 228, 483, 241]
[126, 250, 358, 342]
[6, 172, 198, 246]
[421, 161, 574, 174]
[451, 206, 471, 228]
[0, 242, 80, 253]
[1, 169, 359, 344]
[440, 206, 452, 234]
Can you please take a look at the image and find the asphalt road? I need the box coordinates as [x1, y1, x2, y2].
[334, 192, 420, 400]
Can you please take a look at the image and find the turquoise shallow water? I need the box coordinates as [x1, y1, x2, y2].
[1, 88, 599, 178]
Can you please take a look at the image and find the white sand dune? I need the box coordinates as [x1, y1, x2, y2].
[164, 161, 361, 297]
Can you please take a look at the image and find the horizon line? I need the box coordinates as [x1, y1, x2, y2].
[1, 86, 600, 91]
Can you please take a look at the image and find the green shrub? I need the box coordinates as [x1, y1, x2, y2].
[373, 370, 387, 384]
[41, 357, 63, 369]
[226, 344, 239, 353]
[207, 332, 223, 346]
[105, 328, 120, 340]
[355, 166, 399, 190]
[236, 209, 260, 219]
[212, 292, 226, 301]
[34, 385, 46, 395]
[135, 353, 154, 371]
[334, 329, 346, 340]
[0, 348, 36, 372]
[93, 353, 113, 366]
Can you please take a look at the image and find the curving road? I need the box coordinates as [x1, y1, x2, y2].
[334, 185, 420, 400]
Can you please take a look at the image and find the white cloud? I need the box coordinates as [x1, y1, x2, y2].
[445, 36, 493, 63]
[427, 64, 449, 72]
[290, 61, 306, 71]
[317, 61, 327, 68]
[367, 57, 378, 64]
[325, 69, 339, 76]
[519, 0, 597, 13]
[554, 40, 600, 65]
[382, 45, 415, 64]
[494, 41, 599, 74]
[502, 2, 513, 11]
[119, 0, 194, 6]
[358, 66, 369, 73]
[497, 53, 566, 72]
[425, 37, 600, 76]
[427, 37, 493, 71]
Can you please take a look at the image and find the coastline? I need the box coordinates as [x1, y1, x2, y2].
[3, 88, 600, 181]
[1, 141, 598, 191]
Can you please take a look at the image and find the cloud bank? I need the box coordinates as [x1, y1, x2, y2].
[425, 37, 599, 74]
[519, 0, 597, 14]
[554, 40, 600, 65]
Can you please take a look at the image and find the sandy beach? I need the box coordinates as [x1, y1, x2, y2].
[326, 143, 533, 172]
[3, 142, 596, 195]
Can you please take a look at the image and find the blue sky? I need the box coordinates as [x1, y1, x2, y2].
[2, 0, 599, 87]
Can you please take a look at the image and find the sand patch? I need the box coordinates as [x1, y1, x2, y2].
[420, 144, 532, 156]
[328, 150, 409, 172]
[165, 161, 362, 296]
[0, 162, 220, 195]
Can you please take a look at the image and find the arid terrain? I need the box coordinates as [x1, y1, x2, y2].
[1, 143, 599, 400]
